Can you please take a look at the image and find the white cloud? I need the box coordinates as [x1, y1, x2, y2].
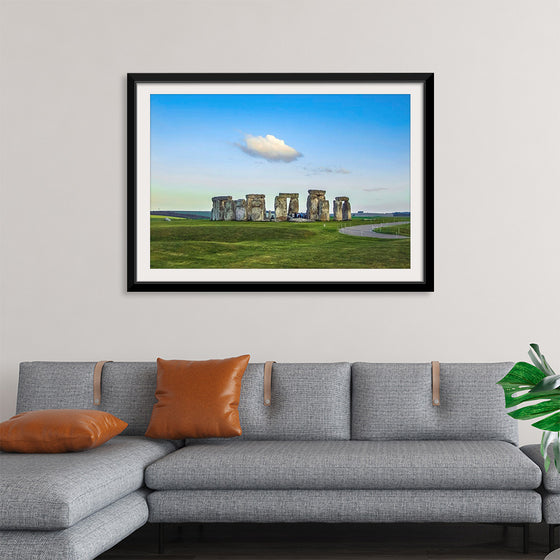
[236, 134, 302, 163]
[304, 166, 351, 175]
[363, 187, 389, 192]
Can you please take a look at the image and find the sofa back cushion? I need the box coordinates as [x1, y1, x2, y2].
[17, 361, 351, 440]
[17, 362, 158, 436]
[236, 362, 351, 440]
[351, 362, 517, 445]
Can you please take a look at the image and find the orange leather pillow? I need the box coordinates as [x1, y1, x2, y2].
[145, 355, 250, 439]
[0, 409, 128, 453]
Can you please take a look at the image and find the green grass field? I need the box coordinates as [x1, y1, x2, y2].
[374, 223, 411, 237]
[150, 216, 410, 269]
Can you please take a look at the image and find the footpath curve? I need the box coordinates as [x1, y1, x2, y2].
[338, 221, 410, 239]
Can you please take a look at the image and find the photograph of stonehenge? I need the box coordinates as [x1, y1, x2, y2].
[211, 190, 351, 222]
[148, 90, 411, 270]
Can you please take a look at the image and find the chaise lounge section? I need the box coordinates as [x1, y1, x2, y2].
[0, 362, 178, 560]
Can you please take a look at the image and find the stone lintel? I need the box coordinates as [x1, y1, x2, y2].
[308, 189, 326, 196]
[279, 193, 299, 198]
[335, 196, 349, 201]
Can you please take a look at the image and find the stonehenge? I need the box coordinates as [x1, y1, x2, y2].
[211, 190, 351, 222]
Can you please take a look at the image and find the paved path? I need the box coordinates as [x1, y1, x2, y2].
[338, 221, 410, 239]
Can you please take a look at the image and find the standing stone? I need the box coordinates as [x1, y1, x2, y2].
[224, 199, 235, 221]
[288, 195, 299, 216]
[342, 200, 352, 221]
[274, 196, 288, 221]
[246, 194, 266, 221]
[234, 199, 247, 221]
[333, 197, 348, 222]
[211, 196, 232, 221]
[306, 189, 325, 221]
[307, 194, 318, 220]
[318, 199, 330, 221]
[280, 193, 299, 217]
[333, 199, 343, 221]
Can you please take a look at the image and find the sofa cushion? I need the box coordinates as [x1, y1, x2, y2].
[145, 440, 540, 491]
[351, 363, 518, 444]
[0, 436, 177, 530]
[0, 490, 149, 560]
[17, 362, 96, 413]
[234, 362, 351, 440]
[17, 362, 160, 436]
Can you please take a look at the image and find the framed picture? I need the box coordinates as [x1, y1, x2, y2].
[128, 73, 433, 292]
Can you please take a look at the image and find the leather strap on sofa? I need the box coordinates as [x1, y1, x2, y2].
[432, 361, 440, 406]
[264, 361, 276, 406]
[93, 361, 113, 406]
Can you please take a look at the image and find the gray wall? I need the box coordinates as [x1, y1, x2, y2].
[1, 0, 559, 445]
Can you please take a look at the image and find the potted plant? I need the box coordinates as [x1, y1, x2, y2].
[498, 344, 560, 471]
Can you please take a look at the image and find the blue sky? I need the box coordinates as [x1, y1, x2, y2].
[150, 93, 410, 213]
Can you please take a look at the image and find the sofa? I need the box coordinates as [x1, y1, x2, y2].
[0, 360, 545, 559]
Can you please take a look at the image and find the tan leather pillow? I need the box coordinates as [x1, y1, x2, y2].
[0, 409, 128, 453]
[145, 355, 250, 439]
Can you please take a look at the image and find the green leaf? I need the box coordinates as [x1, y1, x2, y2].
[498, 346, 560, 473]
[502, 386, 560, 409]
[533, 411, 560, 431]
[497, 362, 546, 387]
[508, 401, 560, 420]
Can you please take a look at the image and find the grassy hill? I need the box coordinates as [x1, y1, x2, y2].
[150, 216, 410, 269]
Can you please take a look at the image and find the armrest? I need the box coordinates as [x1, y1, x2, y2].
[522, 444, 560, 493]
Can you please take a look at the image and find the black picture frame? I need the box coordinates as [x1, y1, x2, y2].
[127, 73, 434, 292]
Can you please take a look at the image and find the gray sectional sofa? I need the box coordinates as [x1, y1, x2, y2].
[0, 361, 546, 559]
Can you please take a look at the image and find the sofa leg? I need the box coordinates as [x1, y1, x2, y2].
[523, 523, 529, 554]
[158, 523, 165, 555]
[550, 524, 558, 553]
